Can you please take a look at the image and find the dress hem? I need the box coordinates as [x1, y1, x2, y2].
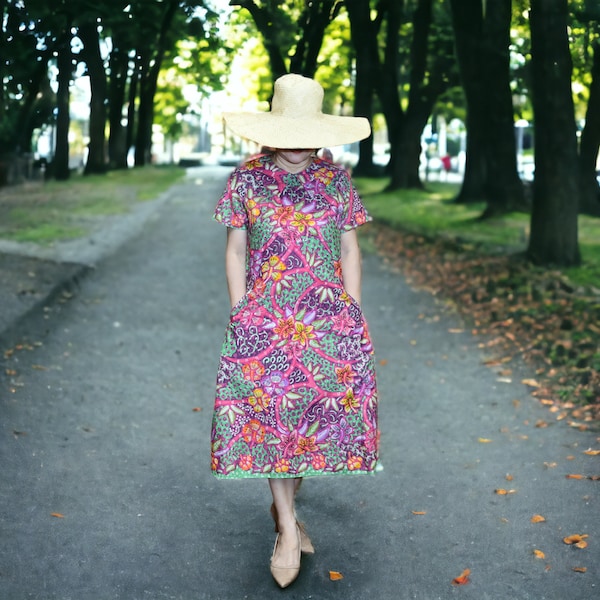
[211, 465, 379, 480]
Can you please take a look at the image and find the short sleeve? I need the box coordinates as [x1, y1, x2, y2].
[213, 170, 248, 229]
[336, 170, 372, 231]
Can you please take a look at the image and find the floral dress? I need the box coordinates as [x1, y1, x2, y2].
[211, 154, 379, 479]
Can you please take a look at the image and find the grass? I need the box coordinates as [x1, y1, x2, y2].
[355, 177, 600, 289]
[0, 165, 186, 244]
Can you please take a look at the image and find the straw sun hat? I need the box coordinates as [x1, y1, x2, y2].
[222, 73, 371, 149]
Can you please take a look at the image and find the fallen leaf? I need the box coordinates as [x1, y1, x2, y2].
[478, 437, 493, 443]
[535, 420, 549, 428]
[412, 511, 427, 515]
[51, 512, 65, 518]
[521, 378, 540, 388]
[329, 570, 344, 581]
[566, 455, 576, 460]
[448, 328, 464, 333]
[583, 449, 600, 456]
[32, 364, 48, 371]
[572, 566, 587, 573]
[531, 514, 546, 523]
[192, 407, 202, 412]
[378, 359, 388, 366]
[451, 568, 471, 586]
[566, 474, 586, 479]
[505, 474, 514, 481]
[495, 488, 517, 495]
[575, 540, 588, 549]
[544, 462, 558, 469]
[563, 534, 588, 545]
[533, 549, 546, 559]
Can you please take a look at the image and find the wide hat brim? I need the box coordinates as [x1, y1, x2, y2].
[223, 111, 371, 149]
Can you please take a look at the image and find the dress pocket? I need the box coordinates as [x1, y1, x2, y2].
[229, 294, 249, 318]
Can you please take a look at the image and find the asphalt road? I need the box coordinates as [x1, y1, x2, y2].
[0, 167, 598, 600]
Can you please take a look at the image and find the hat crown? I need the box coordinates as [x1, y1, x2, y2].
[271, 74, 324, 118]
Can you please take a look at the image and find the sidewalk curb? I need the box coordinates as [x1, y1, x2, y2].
[0, 259, 92, 349]
[0, 181, 180, 350]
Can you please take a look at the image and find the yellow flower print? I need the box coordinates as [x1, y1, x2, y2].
[347, 454, 364, 471]
[292, 321, 315, 346]
[247, 197, 260, 224]
[274, 458, 290, 473]
[261, 255, 287, 281]
[248, 388, 271, 412]
[340, 388, 359, 412]
[290, 211, 315, 233]
[339, 291, 353, 306]
[315, 167, 335, 185]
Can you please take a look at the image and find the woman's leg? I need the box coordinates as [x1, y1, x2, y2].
[269, 478, 300, 567]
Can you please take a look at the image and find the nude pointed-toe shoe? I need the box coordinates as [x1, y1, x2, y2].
[270, 526, 301, 588]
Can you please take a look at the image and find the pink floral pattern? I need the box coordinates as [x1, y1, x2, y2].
[211, 154, 379, 478]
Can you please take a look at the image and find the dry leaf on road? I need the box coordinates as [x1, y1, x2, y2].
[451, 569, 471, 586]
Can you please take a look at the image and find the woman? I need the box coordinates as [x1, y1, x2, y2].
[211, 74, 379, 588]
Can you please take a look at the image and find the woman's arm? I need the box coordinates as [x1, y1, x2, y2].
[225, 228, 248, 308]
[340, 229, 363, 304]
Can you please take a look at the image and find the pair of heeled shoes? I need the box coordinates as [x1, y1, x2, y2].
[269, 503, 314, 588]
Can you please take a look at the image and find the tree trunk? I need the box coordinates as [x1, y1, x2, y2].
[79, 22, 107, 175]
[291, 0, 340, 77]
[578, 40, 600, 216]
[53, 30, 72, 181]
[449, 0, 486, 201]
[378, 0, 406, 186]
[107, 45, 129, 169]
[134, 0, 178, 167]
[527, 0, 580, 266]
[450, 0, 525, 213]
[126, 58, 140, 160]
[134, 51, 154, 166]
[480, 0, 525, 215]
[388, 0, 432, 190]
[346, 0, 379, 176]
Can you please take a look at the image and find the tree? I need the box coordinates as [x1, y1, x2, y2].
[345, 0, 382, 175]
[571, 2, 600, 216]
[578, 38, 600, 215]
[0, 1, 54, 157]
[229, 0, 343, 81]
[370, 0, 457, 190]
[527, 0, 580, 266]
[79, 20, 108, 175]
[449, 0, 525, 216]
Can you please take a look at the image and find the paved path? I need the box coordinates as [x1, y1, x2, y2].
[0, 167, 598, 599]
